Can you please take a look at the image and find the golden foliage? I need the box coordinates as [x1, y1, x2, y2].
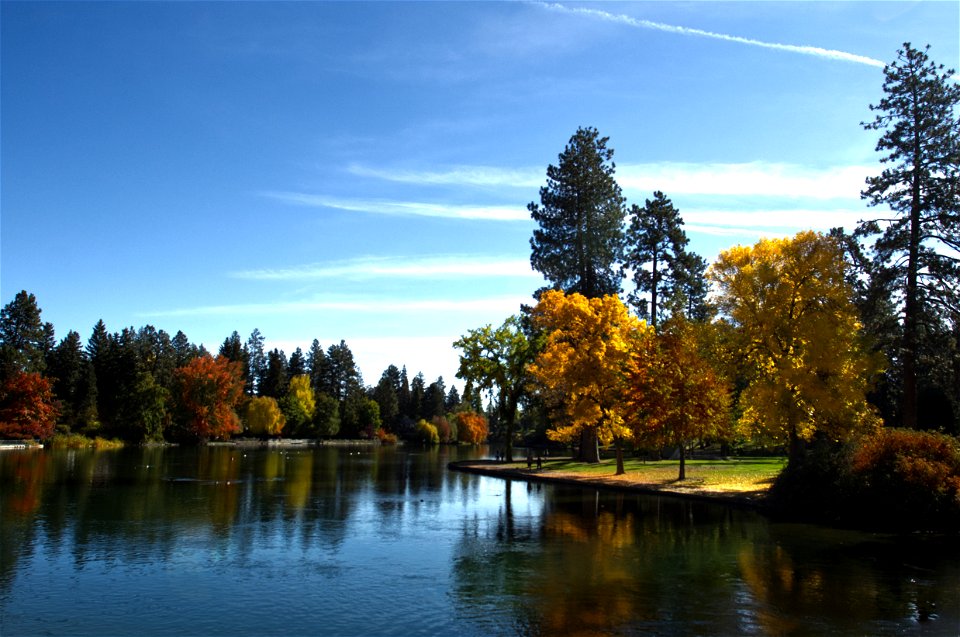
[529, 290, 653, 445]
[708, 231, 882, 449]
[244, 395, 286, 437]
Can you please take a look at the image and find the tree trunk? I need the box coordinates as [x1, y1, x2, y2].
[578, 427, 600, 463]
[503, 395, 518, 463]
[902, 157, 922, 430]
[678, 442, 686, 481]
[615, 437, 624, 475]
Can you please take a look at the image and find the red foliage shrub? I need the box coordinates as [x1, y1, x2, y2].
[849, 428, 960, 525]
[0, 372, 59, 440]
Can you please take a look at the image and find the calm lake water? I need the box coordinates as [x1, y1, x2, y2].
[1, 445, 958, 636]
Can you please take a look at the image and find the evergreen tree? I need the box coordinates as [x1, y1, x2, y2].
[529, 126, 626, 298]
[857, 43, 960, 429]
[422, 377, 447, 420]
[47, 330, 87, 429]
[445, 385, 461, 412]
[408, 372, 425, 421]
[306, 339, 327, 393]
[324, 340, 362, 401]
[373, 365, 402, 432]
[246, 328, 267, 395]
[398, 365, 411, 417]
[0, 290, 52, 380]
[260, 348, 289, 399]
[288, 347, 306, 377]
[623, 192, 705, 328]
[171, 330, 197, 367]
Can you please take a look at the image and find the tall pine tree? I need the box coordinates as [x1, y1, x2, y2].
[529, 126, 626, 298]
[623, 192, 699, 328]
[857, 43, 960, 429]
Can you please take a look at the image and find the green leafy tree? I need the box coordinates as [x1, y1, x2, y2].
[312, 392, 340, 438]
[529, 126, 626, 298]
[857, 43, 960, 429]
[454, 315, 536, 462]
[341, 394, 380, 439]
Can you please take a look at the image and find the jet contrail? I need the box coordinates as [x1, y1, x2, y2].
[538, 2, 886, 68]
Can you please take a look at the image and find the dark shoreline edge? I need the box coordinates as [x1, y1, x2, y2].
[447, 459, 770, 512]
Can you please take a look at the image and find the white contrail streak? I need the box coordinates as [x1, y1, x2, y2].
[538, 2, 886, 68]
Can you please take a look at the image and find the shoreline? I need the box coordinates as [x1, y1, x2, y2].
[448, 459, 771, 510]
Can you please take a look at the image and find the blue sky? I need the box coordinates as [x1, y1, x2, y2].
[2, 1, 958, 388]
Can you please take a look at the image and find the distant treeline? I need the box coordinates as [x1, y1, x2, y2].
[0, 289, 486, 444]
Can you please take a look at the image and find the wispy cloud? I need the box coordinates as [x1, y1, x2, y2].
[231, 255, 539, 281]
[139, 295, 529, 319]
[618, 162, 871, 200]
[347, 163, 541, 188]
[538, 2, 885, 68]
[261, 191, 528, 221]
[683, 208, 867, 242]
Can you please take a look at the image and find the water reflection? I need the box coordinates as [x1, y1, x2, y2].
[1, 446, 958, 636]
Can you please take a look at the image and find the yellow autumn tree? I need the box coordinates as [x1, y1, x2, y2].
[280, 374, 316, 436]
[245, 395, 286, 437]
[627, 314, 732, 480]
[529, 290, 654, 472]
[708, 231, 882, 463]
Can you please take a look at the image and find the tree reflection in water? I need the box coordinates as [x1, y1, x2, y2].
[1, 446, 957, 636]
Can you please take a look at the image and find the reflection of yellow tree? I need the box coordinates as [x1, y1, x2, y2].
[284, 451, 314, 511]
[197, 448, 241, 529]
[537, 508, 648, 635]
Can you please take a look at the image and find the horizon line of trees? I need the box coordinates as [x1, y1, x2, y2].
[0, 293, 488, 445]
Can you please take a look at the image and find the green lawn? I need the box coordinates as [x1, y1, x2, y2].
[510, 456, 787, 492]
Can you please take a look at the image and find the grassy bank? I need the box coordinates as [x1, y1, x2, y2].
[452, 456, 786, 506]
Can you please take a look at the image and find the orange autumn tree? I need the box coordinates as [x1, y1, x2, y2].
[627, 314, 731, 480]
[175, 354, 244, 442]
[529, 290, 654, 472]
[456, 410, 489, 445]
[0, 371, 59, 440]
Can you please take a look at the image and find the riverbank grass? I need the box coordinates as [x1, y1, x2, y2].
[510, 456, 786, 493]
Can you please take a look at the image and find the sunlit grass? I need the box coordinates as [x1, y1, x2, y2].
[501, 456, 786, 493]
